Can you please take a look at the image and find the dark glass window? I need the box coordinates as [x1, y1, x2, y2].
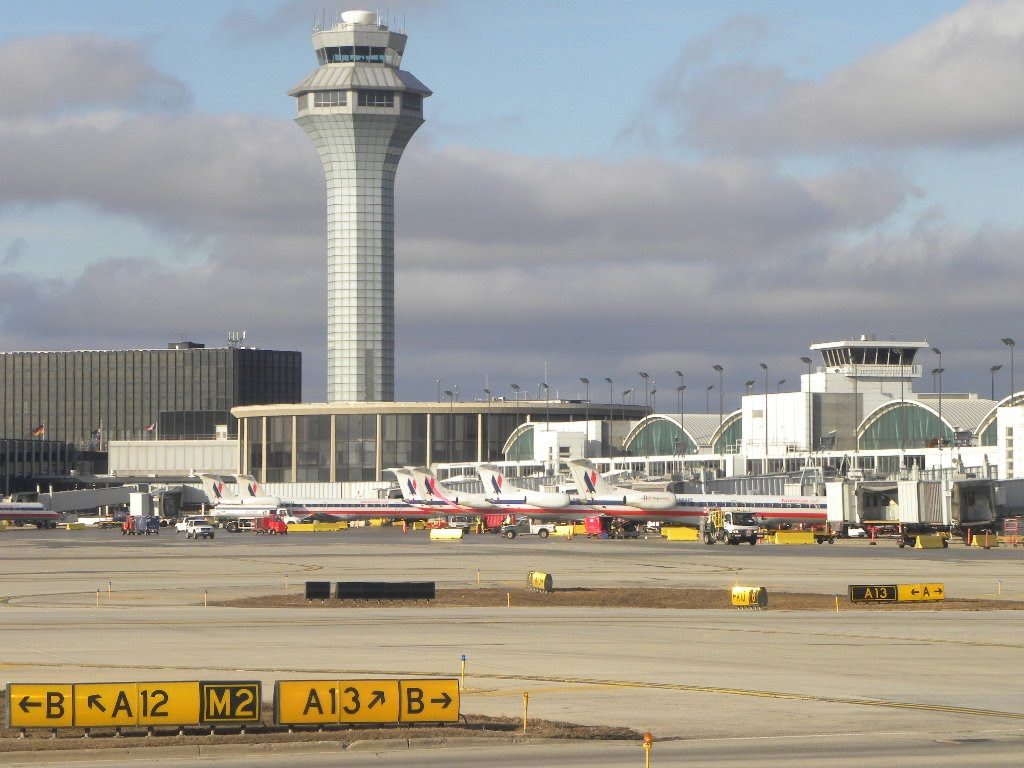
[358, 90, 394, 107]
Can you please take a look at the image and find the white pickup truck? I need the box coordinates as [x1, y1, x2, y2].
[184, 518, 215, 539]
[500, 519, 556, 539]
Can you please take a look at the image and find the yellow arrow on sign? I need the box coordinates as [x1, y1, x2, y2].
[6, 684, 74, 729]
[897, 583, 945, 602]
[399, 679, 460, 723]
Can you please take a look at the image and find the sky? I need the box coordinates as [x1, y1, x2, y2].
[1, 0, 1023, 410]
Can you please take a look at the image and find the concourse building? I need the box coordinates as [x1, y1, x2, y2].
[610, 337, 1014, 481]
[232, 399, 648, 482]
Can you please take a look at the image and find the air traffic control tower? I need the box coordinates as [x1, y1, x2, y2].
[290, 10, 430, 402]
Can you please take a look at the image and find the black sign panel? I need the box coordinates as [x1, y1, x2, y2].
[199, 681, 261, 724]
[848, 584, 899, 603]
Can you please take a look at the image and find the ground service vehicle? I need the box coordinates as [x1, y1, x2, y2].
[584, 515, 640, 539]
[224, 517, 256, 533]
[254, 515, 288, 534]
[700, 509, 759, 545]
[121, 516, 159, 535]
[501, 519, 556, 539]
[184, 519, 215, 539]
[176, 516, 208, 533]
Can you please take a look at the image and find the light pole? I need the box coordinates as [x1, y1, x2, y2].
[675, 371, 685, 458]
[483, 387, 491, 461]
[677, 385, 686, 456]
[712, 364, 724, 433]
[511, 383, 521, 432]
[604, 377, 613, 456]
[745, 380, 755, 396]
[639, 371, 650, 409]
[990, 366, 1001, 401]
[436, 378, 441, 403]
[580, 377, 590, 458]
[899, 351, 906, 451]
[759, 362, 768, 459]
[1002, 338, 1016, 400]
[777, 379, 786, 393]
[800, 356, 813, 452]
[541, 382, 550, 431]
[650, 387, 657, 412]
[621, 389, 633, 426]
[705, 384, 713, 414]
[443, 390, 454, 461]
[931, 346, 943, 443]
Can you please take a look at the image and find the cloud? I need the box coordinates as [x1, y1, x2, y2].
[2, 237, 25, 267]
[0, 24, 1017, 404]
[216, 0, 448, 44]
[0, 35, 191, 118]
[399, 148, 914, 265]
[662, 0, 1024, 152]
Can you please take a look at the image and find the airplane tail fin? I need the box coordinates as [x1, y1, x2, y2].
[387, 468, 423, 502]
[410, 467, 450, 502]
[198, 474, 235, 504]
[476, 464, 507, 498]
[233, 474, 270, 498]
[566, 460, 612, 497]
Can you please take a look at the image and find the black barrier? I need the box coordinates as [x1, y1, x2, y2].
[335, 581, 436, 601]
[305, 581, 331, 600]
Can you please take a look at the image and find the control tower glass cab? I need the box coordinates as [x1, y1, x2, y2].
[289, 10, 431, 402]
[810, 337, 929, 387]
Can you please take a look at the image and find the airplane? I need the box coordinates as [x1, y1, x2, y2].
[475, 465, 580, 521]
[564, 460, 828, 528]
[197, 473, 429, 522]
[407, 466, 495, 512]
[566, 460, 677, 512]
[0, 501, 61, 528]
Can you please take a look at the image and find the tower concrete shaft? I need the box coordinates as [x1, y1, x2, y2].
[290, 10, 430, 402]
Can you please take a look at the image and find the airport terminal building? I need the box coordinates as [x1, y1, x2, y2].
[232, 400, 649, 482]
[0, 342, 301, 449]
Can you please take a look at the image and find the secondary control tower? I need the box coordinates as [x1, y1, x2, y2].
[290, 10, 430, 401]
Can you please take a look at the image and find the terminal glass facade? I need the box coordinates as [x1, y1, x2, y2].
[859, 403, 954, 450]
[625, 418, 697, 456]
[715, 416, 743, 454]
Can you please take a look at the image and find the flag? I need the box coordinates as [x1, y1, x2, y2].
[31, 423, 45, 437]
[144, 423, 155, 432]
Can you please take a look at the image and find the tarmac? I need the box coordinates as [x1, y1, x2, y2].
[2, 526, 1023, 764]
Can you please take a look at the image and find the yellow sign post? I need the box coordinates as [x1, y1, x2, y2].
[896, 583, 945, 602]
[399, 679, 460, 723]
[6, 684, 74, 729]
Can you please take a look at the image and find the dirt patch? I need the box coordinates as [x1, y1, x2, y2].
[0, 702, 640, 753]
[217, 586, 1024, 611]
